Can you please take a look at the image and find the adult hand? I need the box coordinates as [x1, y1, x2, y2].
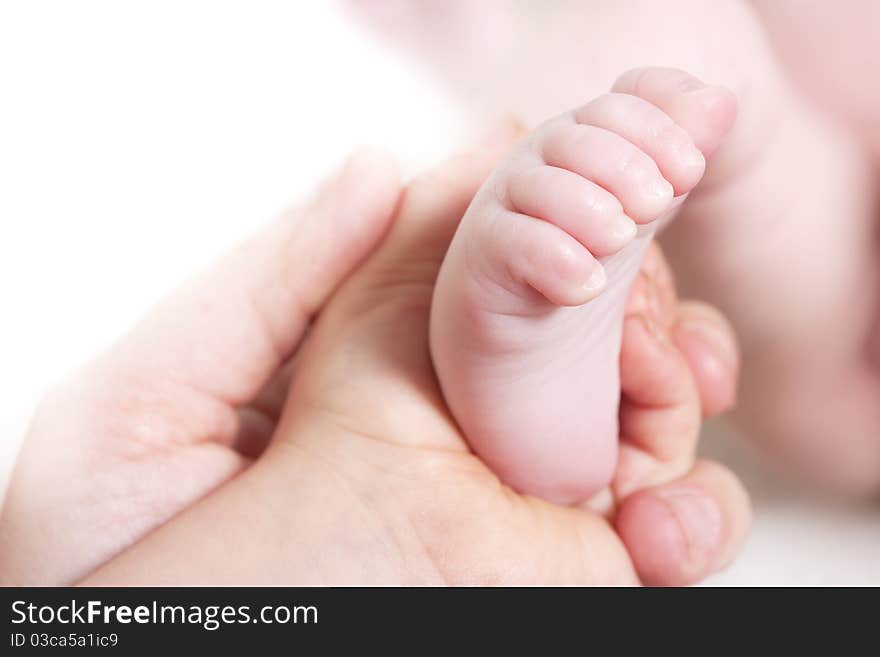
[0, 148, 402, 584]
[78, 122, 748, 586]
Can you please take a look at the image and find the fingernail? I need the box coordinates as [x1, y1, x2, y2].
[624, 272, 662, 331]
[678, 316, 738, 375]
[656, 488, 722, 562]
[630, 312, 669, 347]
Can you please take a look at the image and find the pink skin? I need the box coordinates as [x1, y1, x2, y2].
[0, 149, 404, 584]
[751, 0, 880, 159]
[430, 69, 736, 504]
[353, 0, 880, 496]
[1, 131, 751, 586]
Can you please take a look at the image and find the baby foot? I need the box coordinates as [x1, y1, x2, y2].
[430, 68, 736, 504]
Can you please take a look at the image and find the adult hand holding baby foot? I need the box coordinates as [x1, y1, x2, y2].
[0, 122, 743, 587]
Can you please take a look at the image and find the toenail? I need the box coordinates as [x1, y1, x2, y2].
[646, 177, 674, 200]
[681, 144, 706, 171]
[609, 214, 638, 247]
[581, 263, 607, 295]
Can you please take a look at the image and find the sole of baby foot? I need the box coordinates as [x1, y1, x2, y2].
[430, 68, 737, 504]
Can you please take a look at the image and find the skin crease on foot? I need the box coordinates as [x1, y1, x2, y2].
[350, 0, 880, 496]
[430, 67, 736, 504]
[1, 130, 749, 586]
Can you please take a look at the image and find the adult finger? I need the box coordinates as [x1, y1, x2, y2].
[616, 459, 751, 586]
[671, 300, 740, 418]
[614, 243, 701, 499]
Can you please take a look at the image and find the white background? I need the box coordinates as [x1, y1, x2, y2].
[1, 0, 878, 585]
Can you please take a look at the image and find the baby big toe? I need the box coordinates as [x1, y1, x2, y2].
[612, 67, 738, 158]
